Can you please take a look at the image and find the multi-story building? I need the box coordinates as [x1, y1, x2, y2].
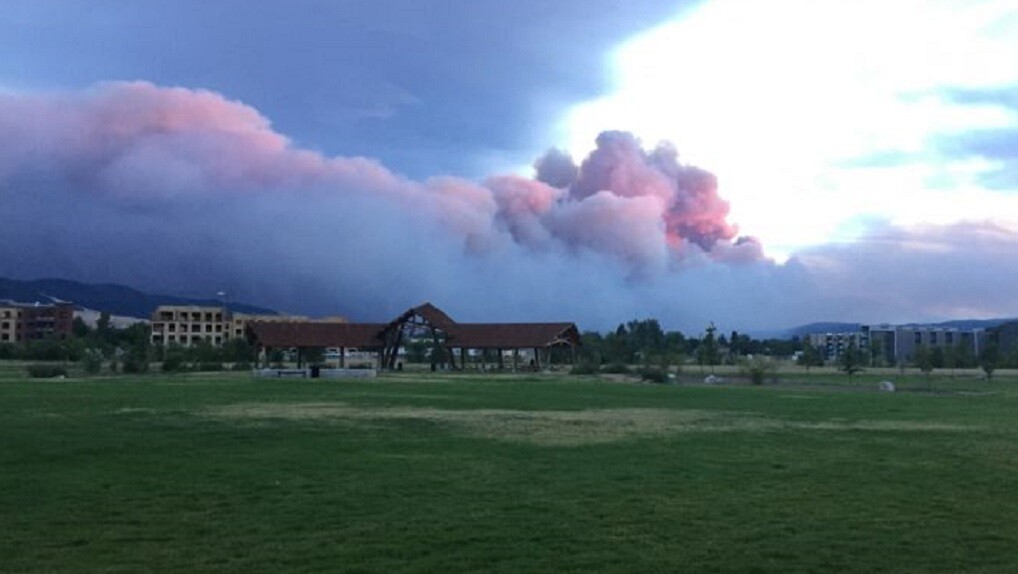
[149, 305, 344, 347]
[807, 331, 869, 362]
[862, 324, 987, 364]
[808, 324, 988, 365]
[150, 305, 233, 347]
[0, 301, 75, 343]
[994, 321, 1018, 354]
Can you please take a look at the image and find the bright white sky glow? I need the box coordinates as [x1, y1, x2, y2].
[562, 0, 1018, 260]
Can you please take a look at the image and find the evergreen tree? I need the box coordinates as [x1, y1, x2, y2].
[838, 340, 865, 378]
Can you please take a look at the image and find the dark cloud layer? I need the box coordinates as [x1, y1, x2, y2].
[2, 82, 1016, 332]
[0, 0, 689, 179]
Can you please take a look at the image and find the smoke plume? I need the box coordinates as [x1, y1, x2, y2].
[4, 82, 1010, 331]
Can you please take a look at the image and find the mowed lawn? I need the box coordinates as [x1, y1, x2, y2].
[3, 368, 1018, 573]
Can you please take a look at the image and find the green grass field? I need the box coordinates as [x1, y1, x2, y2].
[3, 365, 1018, 572]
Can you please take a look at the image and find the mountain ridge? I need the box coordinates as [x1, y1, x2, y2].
[0, 277, 277, 319]
[785, 318, 1017, 339]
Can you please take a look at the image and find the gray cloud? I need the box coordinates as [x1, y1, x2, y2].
[0, 0, 691, 179]
[1, 83, 1016, 334]
[0, 82, 775, 330]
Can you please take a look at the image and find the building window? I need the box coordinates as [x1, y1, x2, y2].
[168, 324, 176, 332]
[914, 332, 922, 344]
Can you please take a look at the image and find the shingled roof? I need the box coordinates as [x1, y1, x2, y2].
[247, 304, 580, 352]
[247, 321, 386, 348]
[445, 323, 580, 349]
[387, 302, 457, 331]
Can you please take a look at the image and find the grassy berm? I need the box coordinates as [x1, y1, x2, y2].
[2, 367, 1018, 573]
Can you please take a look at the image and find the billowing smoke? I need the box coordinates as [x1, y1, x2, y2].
[533, 148, 578, 188]
[0, 83, 756, 273]
[2, 82, 1013, 330]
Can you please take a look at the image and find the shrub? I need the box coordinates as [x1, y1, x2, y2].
[27, 364, 68, 378]
[601, 362, 631, 374]
[570, 361, 599, 375]
[639, 367, 668, 384]
[231, 361, 253, 371]
[122, 356, 148, 374]
[740, 357, 777, 385]
[82, 349, 104, 375]
[197, 362, 224, 372]
[162, 355, 186, 373]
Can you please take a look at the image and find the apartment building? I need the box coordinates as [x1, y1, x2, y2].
[0, 301, 74, 343]
[149, 305, 344, 347]
[862, 324, 986, 364]
[806, 331, 869, 362]
[149, 305, 233, 347]
[807, 324, 989, 365]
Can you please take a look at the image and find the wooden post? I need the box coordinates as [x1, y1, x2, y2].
[389, 327, 404, 369]
[513, 349, 519, 372]
[498, 348, 504, 371]
[460, 347, 467, 371]
[430, 327, 442, 371]
[339, 347, 345, 368]
[534, 347, 540, 370]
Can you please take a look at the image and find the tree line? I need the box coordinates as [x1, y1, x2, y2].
[2, 314, 256, 376]
[576, 319, 802, 369]
[799, 336, 1018, 380]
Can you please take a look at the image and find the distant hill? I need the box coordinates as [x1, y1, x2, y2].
[0, 277, 277, 319]
[785, 322, 862, 339]
[928, 318, 1017, 331]
[785, 318, 1018, 339]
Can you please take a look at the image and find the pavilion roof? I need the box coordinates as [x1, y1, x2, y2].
[247, 321, 386, 349]
[445, 323, 580, 349]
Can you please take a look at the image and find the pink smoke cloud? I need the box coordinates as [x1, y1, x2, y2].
[0, 81, 760, 277]
[546, 191, 670, 270]
[791, 220, 1018, 321]
[546, 131, 745, 257]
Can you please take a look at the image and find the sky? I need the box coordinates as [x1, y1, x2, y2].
[1, 0, 1016, 335]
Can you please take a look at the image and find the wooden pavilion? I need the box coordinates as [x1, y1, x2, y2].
[246, 321, 386, 368]
[246, 302, 580, 371]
